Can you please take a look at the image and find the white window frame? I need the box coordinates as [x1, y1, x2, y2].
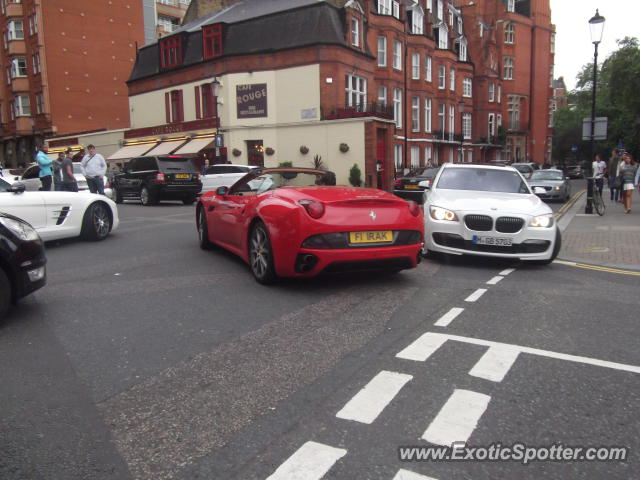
[378, 85, 387, 106]
[29, 14, 38, 35]
[438, 103, 445, 134]
[425, 55, 432, 82]
[458, 39, 467, 61]
[410, 145, 420, 169]
[488, 113, 496, 138]
[498, 85, 502, 103]
[508, 95, 520, 130]
[393, 88, 402, 129]
[449, 68, 455, 91]
[412, 96, 420, 132]
[504, 22, 514, 44]
[424, 98, 432, 133]
[438, 24, 448, 49]
[463, 77, 472, 97]
[14, 94, 30, 116]
[411, 7, 424, 35]
[393, 40, 402, 70]
[503, 57, 514, 80]
[437, 0, 443, 20]
[507, 0, 515, 12]
[35, 92, 44, 115]
[351, 17, 360, 47]
[7, 19, 24, 40]
[394, 144, 403, 172]
[425, 145, 432, 166]
[463, 113, 472, 140]
[412, 53, 420, 80]
[345, 73, 367, 108]
[448, 104, 455, 141]
[489, 83, 495, 102]
[438, 65, 445, 89]
[377, 36, 387, 67]
[448, 11, 454, 27]
[11, 57, 27, 78]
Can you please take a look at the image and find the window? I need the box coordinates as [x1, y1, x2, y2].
[377, 0, 399, 19]
[424, 98, 432, 132]
[157, 15, 179, 33]
[448, 105, 455, 141]
[351, 17, 360, 46]
[438, 24, 448, 49]
[160, 35, 183, 69]
[410, 7, 423, 34]
[425, 145, 432, 166]
[411, 145, 420, 169]
[412, 53, 420, 80]
[202, 24, 223, 59]
[497, 85, 502, 103]
[11, 58, 27, 78]
[463, 113, 472, 139]
[35, 92, 44, 115]
[5, 67, 10, 85]
[425, 55, 432, 82]
[489, 83, 495, 102]
[507, 0, 515, 13]
[448, 11, 453, 27]
[14, 94, 30, 116]
[32, 53, 40, 74]
[438, 103, 445, 134]
[497, 113, 502, 129]
[463, 77, 472, 97]
[504, 22, 514, 44]
[551, 33, 555, 53]
[508, 95, 520, 130]
[7, 20, 24, 40]
[196, 83, 217, 119]
[438, 65, 445, 89]
[458, 39, 467, 61]
[377, 36, 387, 67]
[394, 144, 403, 172]
[378, 85, 387, 106]
[28, 14, 38, 35]
[449, 68, 455, 91]
[503, 57, 513, 80]
[393, 40, 402, 70]
[345, 73, 367, 107]
[165, 89, 184, 123]
[437, 0, 443, 20]
[488, 113, 495, 137]
[412, 96, 420, 132]
[393, 88, 402, 129]
[457, 16, 463, 35]
[159, 0, 177, 4]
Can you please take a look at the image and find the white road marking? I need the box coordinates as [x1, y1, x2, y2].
[499, 268, 516, 276]
[396, 332, 448, 362]
[434, 307, 464, 327]
[266, 441, 346, 480]
[486, 276, 503, 285]
[464, 289, 487, 302]
[336, 371, 413, 424]
[410, 332, 640, 374]
[422, 389, 491, 446]
[469, 346, 520, 382]
[392, 469, 439, 480]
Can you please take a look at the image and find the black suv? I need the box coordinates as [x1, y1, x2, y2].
[393, 167, 440, 203]
[112, 155, 202, 205]
[0, 212, 47, 320]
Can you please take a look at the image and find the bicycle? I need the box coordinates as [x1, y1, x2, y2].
[592, 178, 605, 216]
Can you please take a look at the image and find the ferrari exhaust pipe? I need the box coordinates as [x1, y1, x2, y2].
[295, 253, 318, 273]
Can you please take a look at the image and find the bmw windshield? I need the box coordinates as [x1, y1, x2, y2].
[436, 168, 530, 194]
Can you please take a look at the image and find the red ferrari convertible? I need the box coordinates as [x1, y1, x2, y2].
[196, 168, 424, 284]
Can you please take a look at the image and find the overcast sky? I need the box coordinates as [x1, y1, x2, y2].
[550, 0, 640, 92]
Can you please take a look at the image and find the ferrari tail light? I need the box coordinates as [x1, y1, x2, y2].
[155, 173, 165, 182]
[407, 200, 421, 217]
[298, 199, 325, 219]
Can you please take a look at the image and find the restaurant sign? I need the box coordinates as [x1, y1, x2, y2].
[236, 83, 268, 119]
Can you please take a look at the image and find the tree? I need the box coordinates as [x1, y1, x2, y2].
[349, 164, 362, 187]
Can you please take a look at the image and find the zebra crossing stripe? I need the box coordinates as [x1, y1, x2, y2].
[266, 441, 346, 480]
[392, 469, 439, 480]
[422, 389, 491, 446]
[396, 332, 448, 362]
[469, 346, 520, 382]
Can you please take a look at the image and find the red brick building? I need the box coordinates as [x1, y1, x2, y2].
[0, 0, 144, 167]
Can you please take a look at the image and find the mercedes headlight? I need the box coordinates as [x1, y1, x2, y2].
[529, 214, 554, 228]
[429, 206, 459, 222]
[0, 217, 41, 241]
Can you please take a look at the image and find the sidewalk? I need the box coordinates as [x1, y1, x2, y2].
[557, 189, 640, 271]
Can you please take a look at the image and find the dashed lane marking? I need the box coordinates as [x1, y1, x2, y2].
[554, 259, 640, 276]
[266, 441, 346, 480]
[486, 275, 503, 285]
[434, 307, 465, 327]
[336, 371, 413, 424]
[499, 268, 516, 276]
[422, 389, 491, 446]
[464, 289, 487, 303]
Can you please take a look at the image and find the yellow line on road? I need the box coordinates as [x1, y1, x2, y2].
[554, 189, 586, 219]
[554, 259, 640, 276]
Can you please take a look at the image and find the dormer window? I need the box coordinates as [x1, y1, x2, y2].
[160, 34, 183, 69]
[507, 0, 515, 12]
[351, 17, 360, 46]
[377, 0, 400, 19]
[437, 24, 448, 49]
[408, 6, 424, 34]
[203, 24, 223, 59]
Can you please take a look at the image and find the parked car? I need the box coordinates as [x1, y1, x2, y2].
[111, 155, 202, 205]
[393, 167, 440, 203]
[0, 177, 119, 241]
[564, 164, 584, 179]
[423, 163, 561, 264]
[0, 212, 47, 319]
[527, 169, 572, 202]
[196, 167, 424, 284]
[200, 164, 257, 193]
[510, 162, 539, 179]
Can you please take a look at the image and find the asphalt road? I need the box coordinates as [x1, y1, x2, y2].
[2, 187, 636, 480]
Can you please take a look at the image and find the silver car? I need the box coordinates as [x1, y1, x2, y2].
[527, 169, 571, 202]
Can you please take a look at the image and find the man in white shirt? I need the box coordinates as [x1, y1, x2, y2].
[81, 144, 107, 195]
[592, 154, 607, 198]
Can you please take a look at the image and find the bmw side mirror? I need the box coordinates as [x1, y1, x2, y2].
[9, 183, 26, 194]
[216, 186, 228, 196]
[418, 180, 432, 190]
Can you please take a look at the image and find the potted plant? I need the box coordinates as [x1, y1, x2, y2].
[299, 145, 309, 154]
[339, 142, 350, 153]
[265, 147, 275, 156]
[232, 148, 241, 157]
[349, 163, 362, 187]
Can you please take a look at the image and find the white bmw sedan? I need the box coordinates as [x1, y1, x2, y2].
[423, 164, 560, 264]
[0, 178, 119, 242]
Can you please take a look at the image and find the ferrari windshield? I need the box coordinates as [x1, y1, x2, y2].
[436, 168, 530, 194]
[237, 169, 336, 194]
[530, 170, 563, 181]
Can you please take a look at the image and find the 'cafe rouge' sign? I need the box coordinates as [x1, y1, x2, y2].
[236, 83, 267, 119]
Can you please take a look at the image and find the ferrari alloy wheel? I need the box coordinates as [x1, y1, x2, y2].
[197, 207, 213, 250]
[0, 268, 10, 320]
[249, 222, 276, 284]
[80, 202, 111, 241]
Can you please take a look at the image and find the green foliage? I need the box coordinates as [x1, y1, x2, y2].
[349, 163, 362, 187]
[312, 154, 326, 170]
[277, 161, 293, 168]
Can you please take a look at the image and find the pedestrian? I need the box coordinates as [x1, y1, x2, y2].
[61, 148, 78, 192]
[35, 143, 53, 191]
[81, 144, 107, 195]
[53, 152, 64, 191]
[591, 153, 606, 199]
[607, 149, 622, 202]
[620, 152, 638, 214]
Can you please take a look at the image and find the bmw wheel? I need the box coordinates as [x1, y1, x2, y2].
[249, 221, 276, 284]
[80, 202, 112, 241]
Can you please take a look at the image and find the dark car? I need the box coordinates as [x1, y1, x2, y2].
[112, 155, 202, 205]
[565, 164, 584, 179]
[393, 167, 440, 203]
[0, 212, 47, 319]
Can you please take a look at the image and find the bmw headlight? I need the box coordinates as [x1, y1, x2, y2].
[529, 214, 554, 228]
[0, 217, 41, 241]
[429, 206, 459, 222]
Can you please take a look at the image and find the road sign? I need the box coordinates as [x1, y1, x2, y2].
[571, 145, 578, 152]
[582, 117, 608, 140]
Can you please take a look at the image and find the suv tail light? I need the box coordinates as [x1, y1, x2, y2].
[394, 179, 402, 187]
[104, 177, 111, 188]
[155, 173, 165, 182]
[298, 199, 325, 219]
[407, 200, 421, 217]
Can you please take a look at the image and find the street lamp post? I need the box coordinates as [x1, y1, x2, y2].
[585, 9, 605, 214]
